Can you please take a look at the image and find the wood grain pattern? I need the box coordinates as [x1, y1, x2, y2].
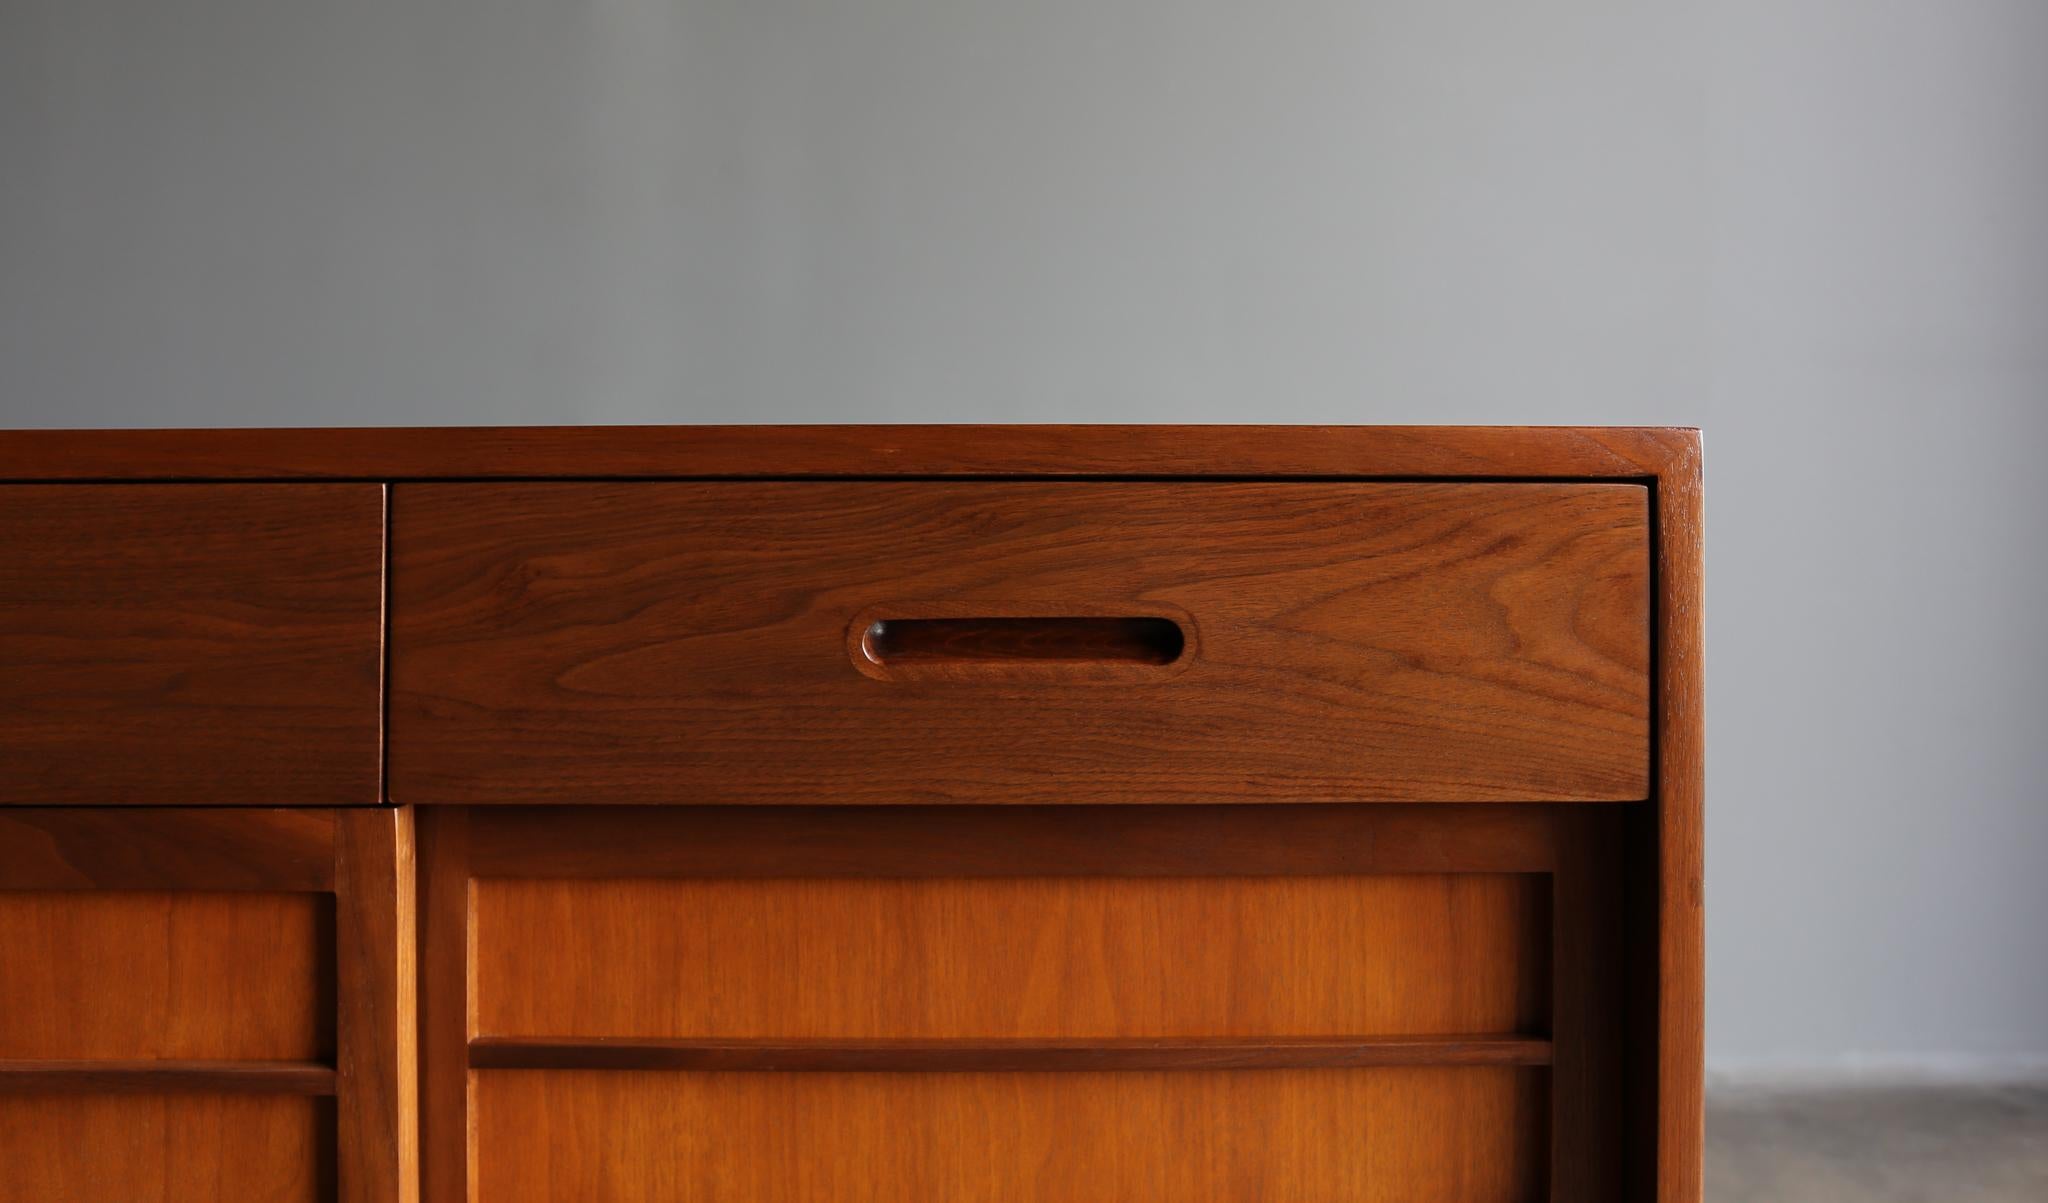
[0, 808, 336, 890]
[0, 423, 1697, 481]
[0, 1060, 337, 1094]
[474, 1068, 1543, 1203]
[0, 484, 385, 806]
[0, 891, 333, 1060]
[466, 803, 1560, 879]
[335, 808, 419, 1203]
[474, 874, 1545, 1041]
[390, 481, 1649, 805]
[466, 1034, 1553, 1072]
[0, 1094, 332, 1203]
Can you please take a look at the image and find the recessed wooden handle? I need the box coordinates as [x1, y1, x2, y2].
[859, 617, 1187, 667]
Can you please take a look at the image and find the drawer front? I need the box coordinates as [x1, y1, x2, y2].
[0, 485, 385, 806]
[389, 481, 1649, 805]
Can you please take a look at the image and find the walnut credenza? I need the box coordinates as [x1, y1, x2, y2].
[0, 426, 1704, 1202]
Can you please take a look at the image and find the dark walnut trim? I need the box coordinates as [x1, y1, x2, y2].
[467, 1035, 1554, 1074]
[467, 804, 1562, 879]
[0, 424, 1697, 481]
[0, 1059, 338, 1095]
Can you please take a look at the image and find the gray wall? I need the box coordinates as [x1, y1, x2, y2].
[3, 0, 2044, 1073]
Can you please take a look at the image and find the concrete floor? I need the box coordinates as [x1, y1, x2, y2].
[1707, 1084, 2048, 1201]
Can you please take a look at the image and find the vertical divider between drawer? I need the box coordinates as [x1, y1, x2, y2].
[416, 808, 471, 1203]
[334, 806, 418, 1203]
[378, 483, 394, 807]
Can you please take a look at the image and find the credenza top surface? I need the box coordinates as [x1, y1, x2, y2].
[0, 424, 1699, 481]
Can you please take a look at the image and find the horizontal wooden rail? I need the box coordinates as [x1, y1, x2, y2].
[0, 809, 337, 891]
[0, 1059, 339, 1094]
[468, 804, 1561, 878]
[468, 1035, 1553, 1073]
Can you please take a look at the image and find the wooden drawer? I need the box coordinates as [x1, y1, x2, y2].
[389, 481, 1649, 805]
[0, 485, 385, 806]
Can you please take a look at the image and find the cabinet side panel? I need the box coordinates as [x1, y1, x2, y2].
[1653, 439, 1706, 1201]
